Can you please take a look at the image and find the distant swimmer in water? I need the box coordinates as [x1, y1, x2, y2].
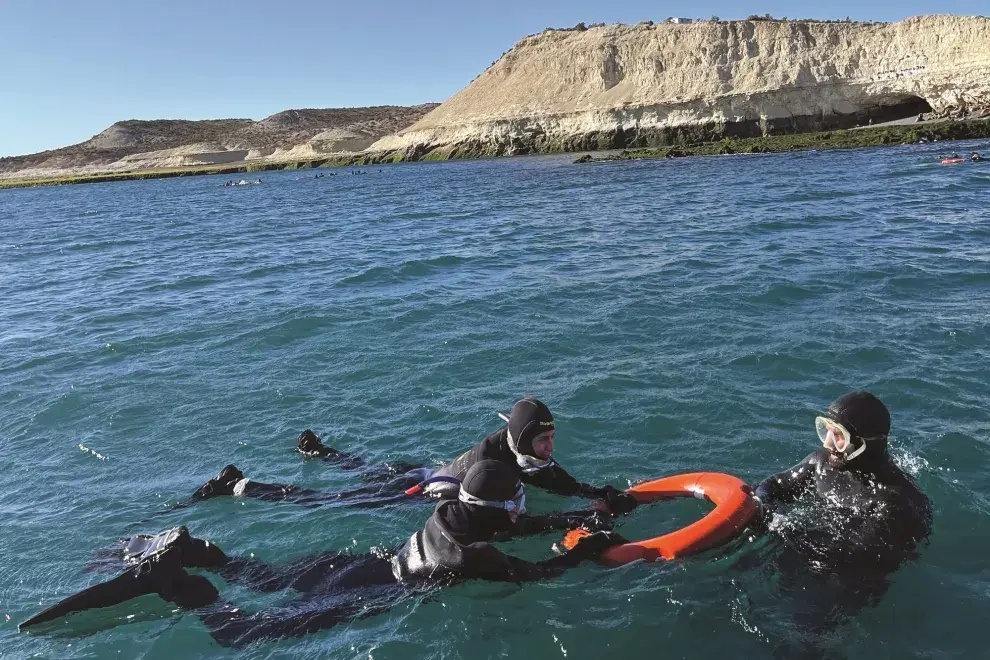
[190, 398, 639, 517]
[971, 152, 987, 162]
[750, 391, 932, 638]
[20, 462, 625, 647]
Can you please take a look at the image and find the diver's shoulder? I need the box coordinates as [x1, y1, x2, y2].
[480, 428, 511, 457]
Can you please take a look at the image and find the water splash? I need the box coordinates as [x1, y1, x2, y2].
[78, 443, 108, 461]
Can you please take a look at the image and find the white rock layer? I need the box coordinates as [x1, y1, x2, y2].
[371, 15, 990, 156]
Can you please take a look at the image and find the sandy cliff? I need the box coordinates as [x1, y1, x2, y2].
[0, 105, 438, 179]
[370, 15, 990, 158]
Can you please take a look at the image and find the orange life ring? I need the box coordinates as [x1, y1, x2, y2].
[563, 472, 758, 565]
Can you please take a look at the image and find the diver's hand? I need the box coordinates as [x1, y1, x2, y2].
[581, 511, 614, 532]
[750, 484, 772, 525]
[601, 485, 639, 515]
[568, 531, 627, 559]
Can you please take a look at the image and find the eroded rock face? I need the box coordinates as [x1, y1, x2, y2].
[370, 15, 990, 159]
[0, 105, 439, 178]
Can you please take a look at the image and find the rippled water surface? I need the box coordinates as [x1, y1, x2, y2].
[2, 143, 989, 659]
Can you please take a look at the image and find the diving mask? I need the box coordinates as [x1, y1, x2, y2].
[458, 484, 527, 515]
[815, 416, 867, 461]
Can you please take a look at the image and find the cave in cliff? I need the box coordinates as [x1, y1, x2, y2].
[866, 95, 933, 123]
[757, 95, 935, 137]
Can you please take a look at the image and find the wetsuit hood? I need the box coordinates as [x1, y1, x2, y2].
[461, 460, 520, 502]
[436, 500, 514, 544]
[433, 460, 521, 542]
[826, 390, 889, 464]
[503, 398, 555, 469]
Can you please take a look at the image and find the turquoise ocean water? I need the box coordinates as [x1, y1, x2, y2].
[1, 143, 989, 659]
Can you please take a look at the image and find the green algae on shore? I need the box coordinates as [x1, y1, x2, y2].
[572, 119, 990, 164]
[4, 119, 990, 189]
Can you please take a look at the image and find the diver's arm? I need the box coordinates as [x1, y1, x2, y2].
[522, 463, 626, 501]
[521, 463, 584, 495]
[471, 531, 626, 583]
[307, 448, 366, 470]
[753, 451, 821, 508]
[523, 465, 639, 514]
[500, 510, 612, 538]
[295, 430, 366, 470]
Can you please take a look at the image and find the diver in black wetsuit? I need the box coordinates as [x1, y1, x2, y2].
[21, 461, 625, 647]
[189, 397, 639, 516]
[188, 460, 437, 509]
[418, 398, 640, 515]
[751, 390, 932, 641]
[754, 390, 931, 543]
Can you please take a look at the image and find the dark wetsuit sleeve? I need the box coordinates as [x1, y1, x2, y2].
[754, 451, 820, 506]
[309, 447, 365, 471]
[504, 511, 608, 538]
[465, 544, 583, 583]
[520, 464, 586, 496]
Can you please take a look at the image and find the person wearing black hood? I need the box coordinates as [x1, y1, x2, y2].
[750, 390, 932, 640]
[20, 461, 625, 648]
[188, 397, 636, 518]
[419, 398, 640, 515]
[754, 391, 931, 532]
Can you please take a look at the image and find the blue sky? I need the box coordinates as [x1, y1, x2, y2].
[1, 0, 985, 157]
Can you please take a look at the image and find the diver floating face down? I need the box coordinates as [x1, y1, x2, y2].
[457, 459, 527, 523]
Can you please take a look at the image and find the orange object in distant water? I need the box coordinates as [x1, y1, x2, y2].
[941, 158, 966, 164]
[562, 472, 758, 565]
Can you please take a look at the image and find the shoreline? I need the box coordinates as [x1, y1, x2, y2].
[0, 155, 367, 190]
[572, 119, 990, 164]
[3, 119, 990, 189]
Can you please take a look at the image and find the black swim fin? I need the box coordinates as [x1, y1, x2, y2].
[20, 533, 221, 631]
[19, 566, 152, 630]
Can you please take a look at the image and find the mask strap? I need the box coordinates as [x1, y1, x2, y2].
[844, 439, 868, 461]
[458, 486, 524, 512]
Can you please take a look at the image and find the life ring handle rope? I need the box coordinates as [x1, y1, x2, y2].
[563, 472, 758, 565]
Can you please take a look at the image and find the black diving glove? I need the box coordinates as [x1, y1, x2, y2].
[578, 510, 614, 532]
[567, 531, 628, 560]
[750, 483, 772, 525]
[601, 485, 639, 515]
